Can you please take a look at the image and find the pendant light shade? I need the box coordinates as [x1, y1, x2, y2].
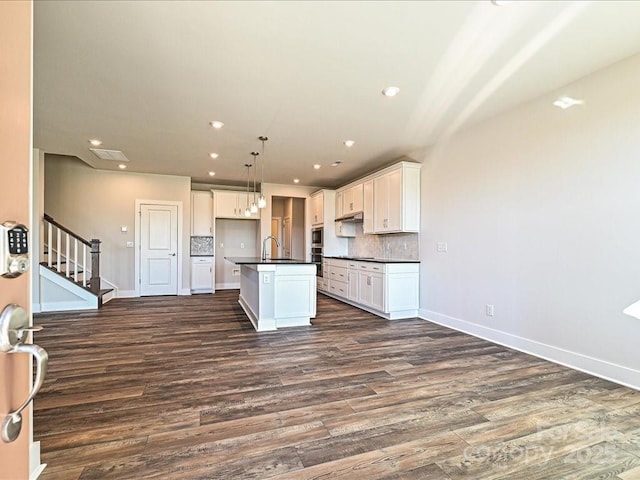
[258, 136, 268, 208]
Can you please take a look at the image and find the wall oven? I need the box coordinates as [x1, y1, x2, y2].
[311, 227, 323, 277]
[311, 246, 323, 277]
[311, 226, 323, 246]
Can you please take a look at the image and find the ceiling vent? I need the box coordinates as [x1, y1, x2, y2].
[89, 148, 129, 162]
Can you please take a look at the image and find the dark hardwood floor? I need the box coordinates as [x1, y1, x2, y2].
[33, 291, 640, 479]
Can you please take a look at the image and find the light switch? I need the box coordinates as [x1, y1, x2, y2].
[126, 241, 134, 248]
[121, 225, 128, 233]
[437, 241, 448, 253]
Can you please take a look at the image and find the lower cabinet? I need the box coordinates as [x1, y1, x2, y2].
[322, 258, 418, 319]
[191, 257, 214, 293]
[358, 270, 384, 312]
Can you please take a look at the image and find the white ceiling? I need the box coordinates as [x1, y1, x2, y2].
[34, 1, 640, 188]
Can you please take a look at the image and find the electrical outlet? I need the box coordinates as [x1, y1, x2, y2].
[126, 241, 134, 248]
[486, 304, 494, 317]
[220, 243, 224, 248]
[240, 242, 245, 249]
[232, 268, 240, 276]
[437, 241, 448, 253]
[263, 274, 270, 284]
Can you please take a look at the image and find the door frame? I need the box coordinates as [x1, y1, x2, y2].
[134, 199, 184, 297]
[271, 216, 282, 257]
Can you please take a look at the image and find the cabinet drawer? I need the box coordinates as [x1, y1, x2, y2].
[329, 280, 348, 297]
[329, 265, 348, 281]
[330, 259, 349, 269]
[191, 257, 213, 264]
[359, 262, 384, 273]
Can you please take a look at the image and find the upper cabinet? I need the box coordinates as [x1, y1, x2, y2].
[334, 161, 421, 234]
[362, 179, 374, 234]
[342, 183, 363, 215]
[335, 191, 343, 219]
[373, 162, 420, 233]
[213, 190, 260, 219]
[191, 191, 213, 235]
[310, 191, 324, 226]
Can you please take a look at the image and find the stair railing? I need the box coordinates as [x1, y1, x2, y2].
[43, 214, 101, 294]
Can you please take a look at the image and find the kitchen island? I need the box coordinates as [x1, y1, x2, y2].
[225, 257, 317, 332]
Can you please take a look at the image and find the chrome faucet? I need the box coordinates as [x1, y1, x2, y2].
[262, 235, 280, 261]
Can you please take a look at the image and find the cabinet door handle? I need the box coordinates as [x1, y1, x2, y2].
[367, 276, 371, 286]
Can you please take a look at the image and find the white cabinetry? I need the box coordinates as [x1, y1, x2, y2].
[324, 258, 419, 319]
[310, 189, 348, 257]
[363, 179, 374, 235]
[327, 258, 349, 297]
[373, 162, 421, 234]
[335, 221, 355, 238]
[358, 269, 384, 311]
[342, 183, 363, 215]
[191, 191, 213, 235]
[310, 191, 324, 226]
[347, 261, 359, 301]
[191, 257, 213, 293]
[335, 191, 343, 219]
[214, 191, 260, 219]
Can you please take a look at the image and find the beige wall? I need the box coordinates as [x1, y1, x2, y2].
[418, 53, 640, 388]
[44, 156, 191, 293]
[0, 1, 33, 477]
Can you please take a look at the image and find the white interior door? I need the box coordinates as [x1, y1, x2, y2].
[140, 203, 178, 296]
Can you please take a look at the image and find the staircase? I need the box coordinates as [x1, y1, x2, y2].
[39, 214, 114, 310]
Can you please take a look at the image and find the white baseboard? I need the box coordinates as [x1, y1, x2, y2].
[117, 289, 138, 298]
[179, 288, 191, 296]
[40, 299, 97, 311]
[419, 309, 640, 391]
[216, 282, 240, 290]
[30, 441, 46, 479]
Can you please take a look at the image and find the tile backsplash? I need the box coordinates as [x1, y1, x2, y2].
[191, 236, 214, 256]
[348, 225, 419, 260]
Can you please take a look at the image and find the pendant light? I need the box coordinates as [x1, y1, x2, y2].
[250, 152, 259, 213]
[257, 136, 268, 208]
[244, 164, 252, 217]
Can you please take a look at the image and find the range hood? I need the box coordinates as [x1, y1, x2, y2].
[335, 211, 364, 223]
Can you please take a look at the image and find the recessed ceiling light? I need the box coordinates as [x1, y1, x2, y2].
[210, 120, 224, 129]
[118, 164, 127, 170]
[313, 164, 321, 170]
[209, 153, 219, 159]
[331, 161, 342, 167]
[208, 171, 216, 176]
[344, 140, 355, 148]
[89, 139, 102, 146]
[381, 86, 400, 97]
[553, 96, 584, 109]
[491, 0, 512, 5]
[293, 178, 300, 184]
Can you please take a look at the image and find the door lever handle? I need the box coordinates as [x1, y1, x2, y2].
[168, 253, 176, 256]
[2, 343, 48, 442]
[0, 304, 49, 443]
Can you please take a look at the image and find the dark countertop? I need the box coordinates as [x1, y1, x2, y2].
[225, 257, 314, 265]
[323, 255, 420, 264]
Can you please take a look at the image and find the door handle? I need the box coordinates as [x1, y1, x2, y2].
[168, 253, 176, 256]
[0, 304, 49, 443]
